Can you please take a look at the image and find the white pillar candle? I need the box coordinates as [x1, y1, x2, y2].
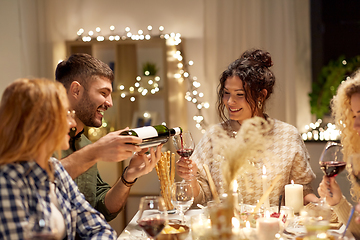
[242, 221, 253, 239]
[285, 180, 303, 213]
[262, 166, 270, 208]
[256, 216, 280, 240]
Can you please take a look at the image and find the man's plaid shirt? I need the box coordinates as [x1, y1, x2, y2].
[0, 158, 117, 239]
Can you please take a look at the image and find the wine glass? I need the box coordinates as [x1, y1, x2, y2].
[319, 141, 345, 202]
[172, 131, 195, 159]
[171, 181, 194, 224]
[172, 131, 195, 178]
[137, 196, 168, 240]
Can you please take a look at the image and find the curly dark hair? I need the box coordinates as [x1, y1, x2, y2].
[217, 49, 276, 122]
[55, 53, 114, 90]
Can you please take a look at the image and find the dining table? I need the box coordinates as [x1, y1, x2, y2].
[117, 209, 200, 240]
[117, 208, 355, 240]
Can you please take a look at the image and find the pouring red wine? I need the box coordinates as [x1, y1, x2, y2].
[318, 141, 344, 200]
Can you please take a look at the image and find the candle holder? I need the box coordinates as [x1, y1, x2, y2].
[190, 214, 211, 240]
[238, 204, 263, 228]
[208, 193, 241, 240]
[300, 203, 331, 239]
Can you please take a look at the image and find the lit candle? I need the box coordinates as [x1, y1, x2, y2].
[256, 212, 280, 240]
[232, 217, 240, 235]
[232, 180, 239, 206]
[233, 180, 238, 193]
[242, 221, 252, 239]
[285, 180, 303, 213]
[262, 166, 270, 208]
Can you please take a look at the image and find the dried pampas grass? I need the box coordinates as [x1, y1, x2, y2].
[212, 116, 274, 193]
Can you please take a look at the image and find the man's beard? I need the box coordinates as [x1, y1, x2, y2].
[74, 92, 102, 128]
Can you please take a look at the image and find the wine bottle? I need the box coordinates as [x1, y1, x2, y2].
[120, 125, 182, 148]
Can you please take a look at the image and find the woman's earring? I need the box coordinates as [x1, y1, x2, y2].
[258, 101, 263, 109]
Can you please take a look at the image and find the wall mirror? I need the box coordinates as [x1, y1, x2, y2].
[66, 37, 188, 152]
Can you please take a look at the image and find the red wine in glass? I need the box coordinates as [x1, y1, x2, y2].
[173, 131, 195, 179]
[138, 218, 166, 238]
[137, 196, 168, 240]
[176, 149, 194, 158]
[320, 161, 346, 177]
[173, 131, 195, 159]
[318, 141, 344, 201]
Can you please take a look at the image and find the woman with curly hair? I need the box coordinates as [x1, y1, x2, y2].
[177, 49, 319, 207]
[318, 70, 360, 238]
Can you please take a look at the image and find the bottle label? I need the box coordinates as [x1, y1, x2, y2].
[173, 127, 182, 135]
[132, 126, 158, 139]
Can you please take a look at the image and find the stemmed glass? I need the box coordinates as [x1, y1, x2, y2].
[171, 181, 194, 224]
[173, 131, 195, 160]
[137, 196, 168, 240]
[319, 141, 345, 202]
[172, 131, 195, 178]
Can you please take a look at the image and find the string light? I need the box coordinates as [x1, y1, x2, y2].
[301, 119, 340, 142]
[74, 25, 208, 131]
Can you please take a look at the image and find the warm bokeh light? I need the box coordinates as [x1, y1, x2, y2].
[75, 25, 209, 131]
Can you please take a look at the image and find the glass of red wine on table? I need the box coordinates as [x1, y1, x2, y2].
[172, 131, 195, 178]
[319, 141, 345, 202]
[137, 196, 168, 240]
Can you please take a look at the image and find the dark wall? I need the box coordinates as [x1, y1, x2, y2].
[311, 0, 360, 82]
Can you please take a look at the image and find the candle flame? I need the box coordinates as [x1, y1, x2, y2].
[263, 165, 266, 175]
[265, 210, 270, 218]
[232, 217, 240, 228]
[233, 180, 238, 192]
[291, 180, 294, 184]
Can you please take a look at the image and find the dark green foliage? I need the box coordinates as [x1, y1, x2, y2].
[309, 55, 360, 119]
[142, 62, 158, 76]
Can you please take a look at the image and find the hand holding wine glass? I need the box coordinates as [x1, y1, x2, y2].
[171, 181, 194, 224]
[318, 141, 345, 204]
[137, 196, 168, 240]
[173, 131, 196, 179]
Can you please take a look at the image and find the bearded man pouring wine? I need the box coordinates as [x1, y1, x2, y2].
[55, 53, 163, 222]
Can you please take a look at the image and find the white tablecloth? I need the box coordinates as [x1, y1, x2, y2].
[117, 209, 201, 240]
[117, 209, 354, 240]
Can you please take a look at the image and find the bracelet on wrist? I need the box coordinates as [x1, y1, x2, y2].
[121, 166, 137, 187]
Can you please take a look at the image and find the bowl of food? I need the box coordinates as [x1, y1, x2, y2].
[157, 223, 190, 240]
